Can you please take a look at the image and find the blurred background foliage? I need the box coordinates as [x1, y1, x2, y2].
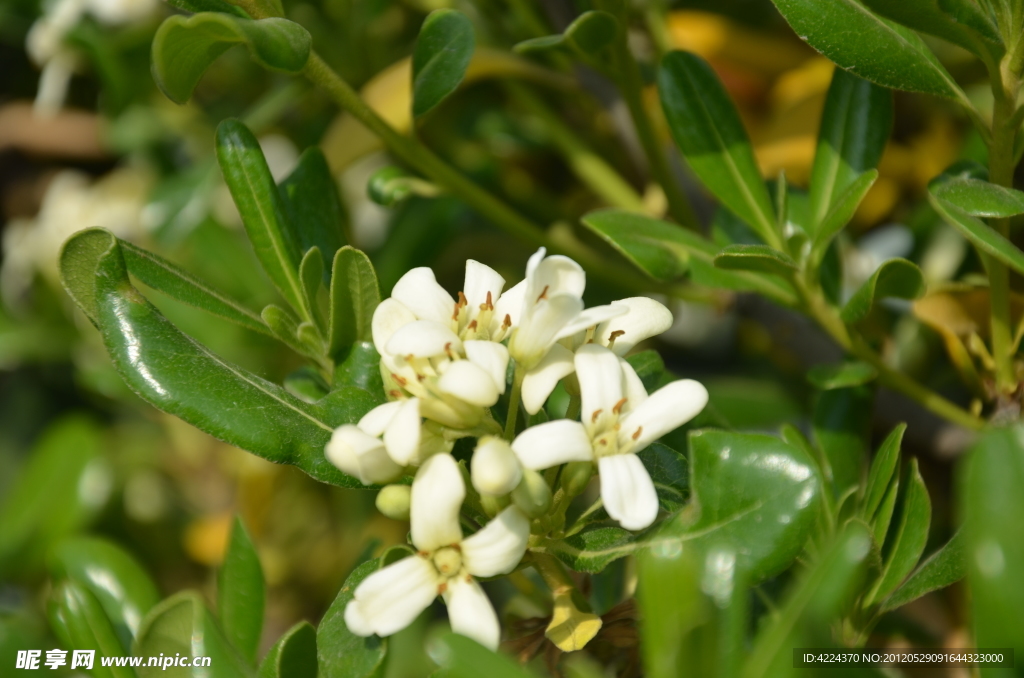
[0, 0, 996, 674]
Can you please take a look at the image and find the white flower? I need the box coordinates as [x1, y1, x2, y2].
[510, 344, 708, 531]
[471, 436, 522, 496]
[344, 454, 530, 649]
[325, 399, 451, 484]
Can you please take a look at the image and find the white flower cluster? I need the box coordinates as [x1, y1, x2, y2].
[326, 249, 708, 649]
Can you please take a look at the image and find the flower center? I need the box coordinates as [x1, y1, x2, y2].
[587, 397, 641, 458]
[432, 546, 463, 578]
[451, 291, 511, 342]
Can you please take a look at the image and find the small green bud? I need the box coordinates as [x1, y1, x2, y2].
[512, 468, 552, 518]
[480, 493, 510, 518]
[375, 484, 411, 520]
[560, 461, 594, 498]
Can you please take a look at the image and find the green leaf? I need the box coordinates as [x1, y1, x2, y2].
[865, 458, 931, 606]
[412, 9, 475, 117]
[329, 247, 381, 356]
[770, 0, 966, 100]
[0, 416, 104, 576]
[284, 366, 330, 403]
[813, 385, 872, 500]
[962, 424, 1024, 657]
[317, 559, 387, 678]
[299, 246, 326, 331]
[163, 0, 248, 17]
[713, 244, 797, 278]
[840, 258, 926, 324]
[930, 192, 1024, 276]
[513, 11, 618, 58]
[59, 229, 377, 489]
[861, 0, 1000, 52]
[658, 51, 779, 246]
[258, 621, 317, 678]
[861, 424, 905, 521]
[217, 119, 308, 319]
[218, 517, 265, 663]
[333, 341, 385, 396]
[639, 442, 688, 512]
[431, 633, 540, 677]
[152, 13, 310, 104]
[582, 209, 797, 305]
[48, 582, 135, 678]
[49, 537, 160, 653]
[543, 526, 636, 574]
[931, 176, 1024, 218]
[806, 361, 878, 390]
[134, 591, 254, 677]
[809, 68, 891, 235]
[278, 147, 348, 274]
[882, 529, 965, 611]
[814, 169, 879, 249]
[872, 476, 899, 551]
[120, 240, 271, 336]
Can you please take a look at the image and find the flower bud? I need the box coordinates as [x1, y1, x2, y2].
[560, 461, 593, 498]
[480, 492, 510, 518]
[375, 484, 411, 521]
[471, 436, 522, 496]
[512, 468, 552, 518]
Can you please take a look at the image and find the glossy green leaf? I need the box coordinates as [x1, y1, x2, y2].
[713, 244, 797, 278]
[861, 424, 905, 521]
[962, 424, 1024, 658]
[329, 247, 381, 356]
[0, 416, 103, 575]
[638, 442, 688, 512]
[659, 51, 778, 246]
[872, 476, 899, 550]
[770, 0, 966, 100]
[412, 9, 475, 117]
[217, 119, 308, 319]
[59, 229, 376, 489]
[582, 209, 797, 305]
[542, 526, 636, 574]
[882, 529, 965, 611]
[861, 0, 1000, 52]
[317, 559, 387, 678]
[299, 246, 326, 330]
[813, 385, 872, 500]
[626, 350, 668, 391]
[333, 341, 385, 396]
[814, 170, 879, 249]
[430, 632, 539, 677]
[806, 361, 878, 390]
[278, 148, 347, 275]
[257, 621, 317, 678]
[48, 581, 135, 678]
[840, 258, 926, 324]
[931, 176, 1024, 218]
[865, 459, 931, 606]
[152, 13, 311, 104]
[930, 192, 1024, 276]
[49, 537, 160, 652]
[564, 11, 618, 55]
[134, 591, 253, 677]
[284, 366, 330, 403]
[218, 517, 265, 662]
[121, 240, 271, 337]
[809, 68, 891, 235]
[261, 304, 309, 357]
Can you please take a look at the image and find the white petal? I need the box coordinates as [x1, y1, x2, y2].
[618, 379, 708, 452]
[443, 577, 501, 650]
[372, 298, 416, 357]
[464, 260, 505, 309]
[386, 320, 463, 358]
[325, 425, 403, 485]
[527, 252, 585, 301]
[464, 340, 510, 395]
[511, 420, 593, 469]
[461, 506, 530, 577]
[344, 599, 374, 636]
[437, 360, 500, 407]
[493, 279, 525, 329]
[391, 267, 455, 324]
[595, 297, 674, 355]
[348, 555, 439, 637]
[575, 344, 624, 424]
[598, 455, 659, 531]
[554, 303, 628, 341]
[357, 401, 404, 436]
[509, 294, 583, 366]
[383, 398, 422, 465]
[471, 437, 522, 496]
[411, 454, 465, 551]
[620, 358, 648, 410]
[521, 343, 575, 415]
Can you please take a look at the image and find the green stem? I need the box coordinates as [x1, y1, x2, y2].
[564, 394, 581, 421]
[530, 551, 576, 597]
[504, 366, 525, 440]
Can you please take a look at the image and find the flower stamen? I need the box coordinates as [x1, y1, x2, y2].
[612, 397, 627, 415]
[536, 285, 549, 302]
[591, 409, 603, 423]
[632, 426, 643, 441]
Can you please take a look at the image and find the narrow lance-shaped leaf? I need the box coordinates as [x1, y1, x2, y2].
[59, 228, 377, 489]
[770, 0, 967, 101]
[862, 424, 905, 521]
[882, 529, 965, 611]
[217, 119, 309, 319]
[278, 147, 348, 275]
[930, 193, 1024, 277]
[930, 176, 1024, 218]
[840, 258, 926, 324]
[713, 244, 797, 279]
[412, 9, 475, 117]
[218, 517, 265, 663]
[152, 14, 311, 105]
[329, 246, 381, 356]
[873, 476, 899, 550]
[48, 582, 136, 678]
[299, 246, 326, 331]
[258, 621, 317, 678]
[810, 69, 891, 234]
[814, 169, 878, 251]
[658, 51, 779, 247]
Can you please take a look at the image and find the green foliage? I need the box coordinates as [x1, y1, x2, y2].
[430, 633, 538, 677]
[412, 10, 475, 117]
[218, 518, 265, 663]
[882, 530, 965, 611]
[514, 11, 618, 59]
[258, 621, 318, 678]
[48, 582, 136, 678]
[840, 258, 926, 324]
[278, 147, 349, 275]
[860, 0, 1000, 53]
[329, 247, 381, 356]
[806, 361, 878, 390]
[713, 244, 797, 278]
[317, 559, 388, 678]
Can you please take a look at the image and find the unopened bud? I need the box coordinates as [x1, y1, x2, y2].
[471, 437, 522, 496]
[375, 484, 411, 520]
[560, 461, 594, 498]
[512, 468, 552, 518]
[480, 492, 510, 518]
